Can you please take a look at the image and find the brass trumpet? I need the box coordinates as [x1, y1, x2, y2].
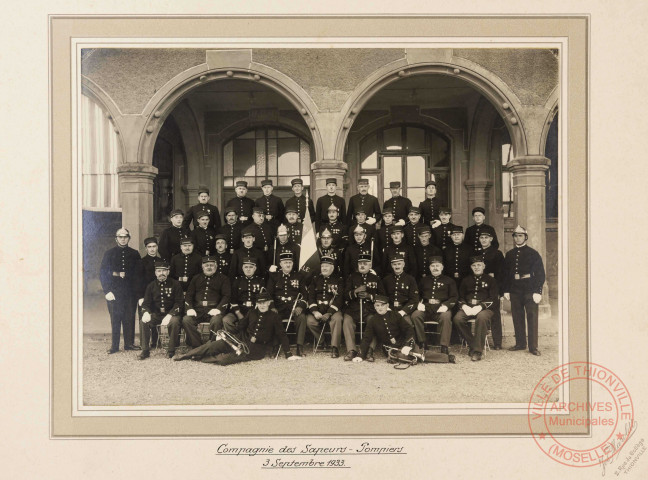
[212, 329, 250, 356]
[383, 345, 425, 368]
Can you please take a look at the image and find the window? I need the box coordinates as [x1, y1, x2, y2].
[223, 128, 311, 187]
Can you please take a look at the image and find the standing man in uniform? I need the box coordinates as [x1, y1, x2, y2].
[479, 231, 505, 350]
[285, 178, 315, 223]
[317, 227, 343, 275]
[443, 225, 473, 289]
[347, 208, 376, 246]
[249, 206, 274, 265]
[503, 225, 545, 356]
[182, 186, 221, 232]
[255, 179, 284, 235]
[283, 206, 303, 246]
[158, 209, 190, 262]
[403, 206, 423, 247]
[376, 207, 396, 257]
[226, 180, 255, 226]
[464, 207, 499, 254]
[169, 237, 202, 293]
[343, 225, 376, 278]
[191, 211, 217, 256]
[272, 224, 301, 271]
[212, 234, 232, 278]
[382, 225, 417, 277]
[319, 204, 347, 249]
[136, 237, 161, 349]
[99, 228, 141, 353]
[316, 178, 346, 229]
[432, 206, 456, 250]
[219, 206, 242, 254]
[419, 180, 442, 229]
[414, 225, 442, 281]
[382, 181, 411, 225]
[347, 178, 381, 226]
[230, 226, 267, 281]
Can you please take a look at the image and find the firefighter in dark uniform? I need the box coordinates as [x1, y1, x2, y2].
[347, 178, 381, 226]
[343, 225, 376, 278]
[169, 237, 202, 293]
[319, 203, 348, 249]
[250, 206, 274, 265]
[226, 180, 255, 226]
[414, 225, 442, 280]
[317, 227, 343, 275]
[271, 224, 301, 270]
[135, 237, 161, 348]
[230, 226, 267, 281]
[464, 206, 499, 254]
[443, 225, 473, 288]
[412, 256, 458, 353]
[181, 186, 221, 232]
[190, 211, 217, 256]
[479, 231, 505, 350]
[419, 180, 443, 229]
[99, 228, 142, 353]
[453, 255, 499, 362]
[383, 254, 420, 336]
[267, 251, 309, 357]
[353, 295, 416, 363]
[285, 178, 315, 223]
[138, 260, 184, 359]
[182, 255, 231, 348]
[158, 209, 190, 262]
[174, 291, 302, 364]
[503, 225, 545, 356]
[315, 177, 347, 229]
[306, 255, 345, 358]
[213, 234, 232, 278]
[383, 181, 411, 224]
[382, 225, 417, 277]
[347, 208, 376, 246]
[218, 206, 242, 254]
[376, 207, 396, 256]
[342, 254, 385, 361]
[403, 206, 423, 247]
[221, 257, 265, 334]
[432, 206, 456, 250]
[255, 179, 284, 235]
[284, 206, 303, 246]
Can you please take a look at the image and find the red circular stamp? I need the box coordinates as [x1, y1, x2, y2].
[528, 362, 635, 468]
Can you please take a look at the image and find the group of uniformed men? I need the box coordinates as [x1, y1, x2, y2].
[99, 176, 546, 366]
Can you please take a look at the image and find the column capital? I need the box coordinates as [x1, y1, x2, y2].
[464, 179, 493, 190]
[311, 159, 348, 171]
[117, 162, 158, 178]
[507, 155, 550, 172]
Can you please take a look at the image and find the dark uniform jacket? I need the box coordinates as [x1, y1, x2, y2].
[383, 272, 420, 315]
[213, 250, 232, 278]
[419, 274, 458, 314]
[169, 251, 203, 292]
[141, 277, 184, 316]
[347, 193, 381, 224]
[191, 226, 217, 256]
[404, 221, 422, 247]
[443, 242, 473, 285]
[376, 223, 395, 255]
[307, 273, 345, 315]
[383, 196, 412, 223]
[158, 225, 190, 262]
[250, 221, 274, 263]
[481, 245, 505, 296]
[229, 274, 265, 317]
[316, 194, 347, 229]
[99, 245, 141, 297]
[360, 310, 414, 358]
[184, 272, 231, 314]
[285, 195, 315, 222]
[319, 220, 348, 249]
[316, 246, 344, 276]
[230, 246, 267, 281]
[414, 243, 443, 279]
[458, 274, 498, 310]
[255, 194, 285, 233]
[226, 195, 255, 226]
[284, 221, 303, 246]
[182, 203, 221, 231]
[218, 222, 242, 254]
[382, 243, 417, 278]
[464, 223, 499, 254]
[502, 245, 545, 296]
[267, 270, 308, 314]
[419, 197, 442, 226]
[344, 271, 385, 316]
[343, 241, 375, 278]
[273, 240, 301, 267]
[348, 222, 376, 245]
[432, 222, 457, 250]
[237, 309, 290, 359]
[136, 254, 160, 300]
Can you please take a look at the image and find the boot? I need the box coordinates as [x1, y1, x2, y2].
[441, 345, 449, 355]
[344, 349, 357, 361]
[296, 345, 306, 357]
[366, 347, 375, 362]
[330, 346, 339, 358]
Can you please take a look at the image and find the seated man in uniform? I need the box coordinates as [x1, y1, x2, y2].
[411, 256, 458, 354]
[453, 256, 498, 362]
[139, 260, 184, 359]
[182, 255, 231, 348]
[382, 254, 420, 334]
[221, 257, 265, 334]
[169, 237, 203, 293]
[174, 291, 302, 364]
[267, 252, 309, 357]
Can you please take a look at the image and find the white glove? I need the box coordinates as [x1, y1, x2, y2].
[138, 298, 144, 306]
[472, 305, 483, 315]
[352, 356, 363, 363]
[366, 217, 376, 225]
[313, 311, 323, 320]
[461, 304, 472, 315]
[398, 310, 407, 318]
[269, 265, 278, 273]
[369, 269, 377, 275]
[503, 293, 510, 301]
[105, 292, 115, 301]
[287, 354, 302, 361]
[437, 305, 448, 313]
[533, 293, 542, 304]
[401, 346, 412, 355]
[417, 302, 425, 312]
[186, 309, 197, 317]
[141, 312, 151, 323]
[395, 219, 406, 226]
[431, 220, 441, 228]
[208, 308, 221, 316]
[161, 315, 171, 326]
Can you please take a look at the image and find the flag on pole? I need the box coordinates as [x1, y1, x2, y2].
[299, 189, 320, 274]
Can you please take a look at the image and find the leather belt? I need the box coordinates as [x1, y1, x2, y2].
[280, 296, 293, 301]
[112, 272, 126, 278]
[428, 299, 440, 305]
[244, 301, 253, 307]
[317, 300, 330, 305]
[471, 299, 479, 305]
[514, 274, 531, 280]
[180, 276, 188, 282]
[393, 301, 401, 307]
[201, 301, 217, 307]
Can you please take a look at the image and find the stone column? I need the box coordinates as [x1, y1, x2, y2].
[507, 155, 551, 317]
[464, 179, 493, 224]
[310, 159, 348, 204]
[117, 163, 158, 254]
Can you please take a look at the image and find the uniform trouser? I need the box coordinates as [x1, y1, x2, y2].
[182, 313, 224, 348]
[491, 299, 503, 347]
[278, 306, 307, 345]
[453, 309, 494, 353]
[510, 292, 539, 351]
[166, 316, 183, 354]
[220, 313, 242, 334]
[140, 314, 181, 353]
[410, 309, 453, 347]
[106, 296, 137, 350]
[342, 312, 377, 353]
[306, 311, 344, 348]
[138, 305, 159, 348]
